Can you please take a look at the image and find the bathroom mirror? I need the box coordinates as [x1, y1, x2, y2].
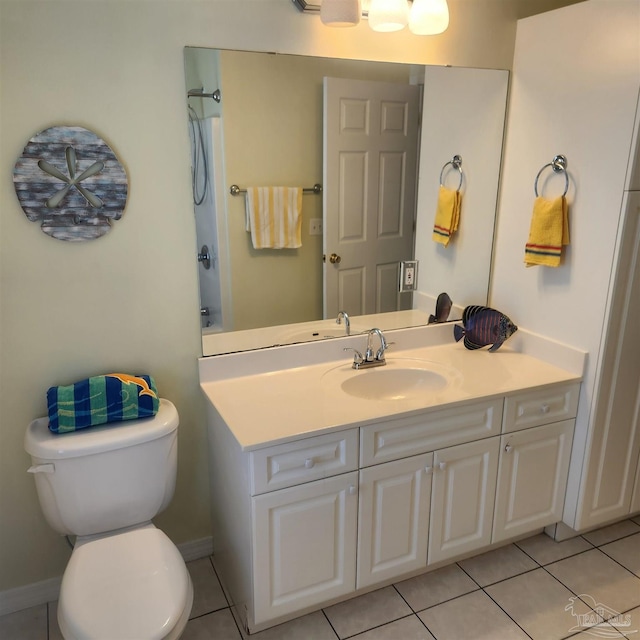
[184, 47, 509, 356]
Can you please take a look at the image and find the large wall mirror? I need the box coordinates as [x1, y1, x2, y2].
[184, 47, 509, 356]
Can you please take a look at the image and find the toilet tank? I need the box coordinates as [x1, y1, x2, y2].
[24, 399, 179, 537]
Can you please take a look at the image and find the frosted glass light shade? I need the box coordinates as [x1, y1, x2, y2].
[321, 0, 362, 27]
[409, 0, 449, 35]
[368, 0, 409, 32]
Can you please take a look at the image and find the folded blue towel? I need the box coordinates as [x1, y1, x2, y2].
[47, 373, 159, 433]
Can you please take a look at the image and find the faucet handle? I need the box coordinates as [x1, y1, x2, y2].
[343, 347, 363, 366]
[377, 341, 395, 360]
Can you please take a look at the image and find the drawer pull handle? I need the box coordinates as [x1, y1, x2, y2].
[438, 461, 447, 471]
[304, 458, 315, 469]
[505, 443, 513, 453]
[348, 484, 357, 495]
[540, 404, 550, 414]
[425, 465, 433, 474]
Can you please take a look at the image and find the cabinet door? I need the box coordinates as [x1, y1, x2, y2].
[252, 472, 358, 625]
[357, 453, 433, 588]
[493, 420, 574, 544]
[428, 438, 500, 565]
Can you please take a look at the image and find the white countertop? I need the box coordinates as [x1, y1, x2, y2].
[200, 325, 585, 451]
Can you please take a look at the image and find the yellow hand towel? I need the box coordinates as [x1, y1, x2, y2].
[245, 186, 303, 249]
[524, 195, 570, 267]
[432, 186, 462, 247]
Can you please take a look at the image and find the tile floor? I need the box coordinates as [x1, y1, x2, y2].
[2, 517, 639, 640]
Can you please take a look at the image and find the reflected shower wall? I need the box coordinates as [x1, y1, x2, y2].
[190, 115, 224, 331]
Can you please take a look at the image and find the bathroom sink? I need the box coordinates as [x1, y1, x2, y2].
[323, 358, 455, 401]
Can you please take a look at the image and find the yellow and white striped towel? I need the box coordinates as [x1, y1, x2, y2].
[245, 187, 303, 249]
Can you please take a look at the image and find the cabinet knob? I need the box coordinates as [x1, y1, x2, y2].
[304, 458, 315, 469]
[425, 465, 433, 474]
[438, 461, 447, 471]
[505, 443, 513, 453]
[348, 484, 357, 495]
[540, 404, 550, 414]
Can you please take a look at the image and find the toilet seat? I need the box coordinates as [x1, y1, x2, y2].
[58, 525, 193, 640]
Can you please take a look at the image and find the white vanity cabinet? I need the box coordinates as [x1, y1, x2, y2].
[204, 375, 581, 634]
[252, 472, 359, 623]
[429, 437, 500, 564]
[248, 430, 359, 624]
[357, 452, 433, 588]
[493, 420, 575, 543]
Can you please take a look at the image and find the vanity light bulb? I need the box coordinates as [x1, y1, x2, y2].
[321, 0, 362, 27]
[409, 0, 449, 35]
[368, 0, 409, 32]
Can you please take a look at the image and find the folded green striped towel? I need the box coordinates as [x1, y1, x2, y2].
[47, 373, 159, 433]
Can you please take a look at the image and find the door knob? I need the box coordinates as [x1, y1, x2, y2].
[329, 253, 342, 264]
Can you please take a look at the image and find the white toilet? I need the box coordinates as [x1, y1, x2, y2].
[24, 398, 194, 640]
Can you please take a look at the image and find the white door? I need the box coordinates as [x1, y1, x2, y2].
[252, 472, 358, 624]
[357, 453, 432, 588]
[428, 438, 499, 565]
[576, 191, 640, 529]
[323, 77, 420, 318]
[493, 421, 574, 544]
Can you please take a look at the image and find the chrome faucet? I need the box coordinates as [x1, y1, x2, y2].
[345, 328, 390, 369]
[336, 310, 351, 336]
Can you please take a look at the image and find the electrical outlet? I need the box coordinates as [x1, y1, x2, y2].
[309, 219, 323, 236]
[399, 260, 419, 292]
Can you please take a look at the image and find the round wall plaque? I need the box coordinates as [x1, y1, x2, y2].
[13, 126, 128, 241]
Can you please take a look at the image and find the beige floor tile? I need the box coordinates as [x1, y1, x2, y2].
[353, 615, 435, 640]
[582, 520, 640, 547]
[458, 543, 538, 587]
[546, 548, 640, 617]
[188, 556, 229, 618]
[620, 605, 640, 638]
[323, 586, 412, 639]
[394, 563, 478, 612]
[182, 608, 242, 640]
[564, 623, 626, 638]
[516, 532, 593, 566]
[600, 533, 640, 577]
[486, 567, 599, 640]
[418, 590, 529, 640]
[237, 610, 338, 640]
[0, 605, 47, 640]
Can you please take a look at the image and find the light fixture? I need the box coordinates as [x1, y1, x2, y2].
[409, 0, 449, 34]
[292, 0, 450, 35]
[321, 0, 362, 26]
[368, 0, 409, 32]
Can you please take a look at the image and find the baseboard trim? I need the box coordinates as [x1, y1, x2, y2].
[0, 535, 213, 617]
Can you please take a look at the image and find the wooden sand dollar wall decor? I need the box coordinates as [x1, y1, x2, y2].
[13, 126, 128, 241]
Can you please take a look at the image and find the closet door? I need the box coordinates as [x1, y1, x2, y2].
[577, 190, 640, 528]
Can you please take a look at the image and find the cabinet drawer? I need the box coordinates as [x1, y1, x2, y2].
[250, 430, 358, 495]
[503, 383, 580, 433]
[360, 399, 503, 467]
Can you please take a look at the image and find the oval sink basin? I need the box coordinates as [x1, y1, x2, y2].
[322, 358, 456, 402]
[341, 367, 448, 400]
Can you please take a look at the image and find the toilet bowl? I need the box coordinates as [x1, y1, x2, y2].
[25, 399, 193, 639]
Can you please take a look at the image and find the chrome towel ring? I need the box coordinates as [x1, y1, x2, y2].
[439, 155, 463, 191]
[534, 154, 568, 197]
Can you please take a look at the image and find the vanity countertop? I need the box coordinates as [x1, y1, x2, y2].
[200, 327, 585, 451]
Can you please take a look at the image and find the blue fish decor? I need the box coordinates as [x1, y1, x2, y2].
[454, 305, 518, 352]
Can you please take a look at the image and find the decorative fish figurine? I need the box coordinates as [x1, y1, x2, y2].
[453, 305, 517, 352]
[428, 292, 453, 324]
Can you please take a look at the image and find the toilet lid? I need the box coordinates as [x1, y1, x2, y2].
[59, 527, 191, 640]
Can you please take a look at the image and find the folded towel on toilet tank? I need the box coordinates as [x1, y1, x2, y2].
[46, 373, 159, 433]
